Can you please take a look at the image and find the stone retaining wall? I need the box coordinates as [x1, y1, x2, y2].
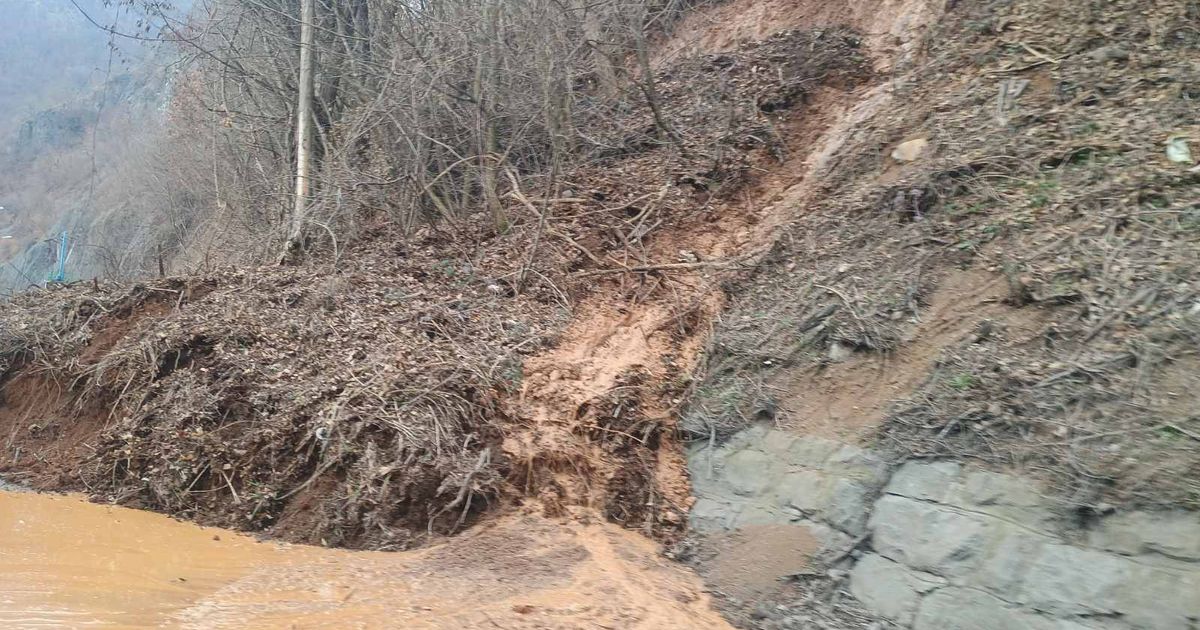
[688, 426, 1200, 629]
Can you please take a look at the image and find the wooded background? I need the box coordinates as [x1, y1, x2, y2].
[1, 0, 698, 288]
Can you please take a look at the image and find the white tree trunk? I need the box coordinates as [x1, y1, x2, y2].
[287, 0, 316, 258]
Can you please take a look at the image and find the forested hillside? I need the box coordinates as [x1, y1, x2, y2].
[0, 0, 112, 139]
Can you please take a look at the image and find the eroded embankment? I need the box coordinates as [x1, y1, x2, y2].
[502, 0, 944, 537]
[681, 0, 1200, 627]
[0, 0, 939, 612]
[4, 0, 1196, 627]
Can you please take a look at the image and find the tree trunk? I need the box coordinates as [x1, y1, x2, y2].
[628, 5, 681, 150]
[579, 0, 619, 98]
[285, 0, 316, 261]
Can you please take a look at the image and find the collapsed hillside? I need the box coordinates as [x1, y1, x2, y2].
[0, 22, 876, 548]
[675, 0, 1200, 626]
[1, 0, 1198, 627]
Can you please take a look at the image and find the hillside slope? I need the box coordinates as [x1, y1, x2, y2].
[1, 0, 1198, 627]
[0, 18, 879, 548]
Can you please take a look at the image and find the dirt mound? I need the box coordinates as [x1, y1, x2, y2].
[0, 232, 562, 547]
[0, 24, 874, 548]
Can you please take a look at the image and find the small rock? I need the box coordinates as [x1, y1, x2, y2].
[891, 138, 929, 162]
[751, 603, 784, 620]
[1088, 45, 1130, 62]
[828, 341, 854, 362]
[1166, 135, 1193, 164]
[972, 320, 995, 343]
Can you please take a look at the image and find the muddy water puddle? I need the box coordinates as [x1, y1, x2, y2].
[0, 491, 729, 629]
[0, 490, 308, 627]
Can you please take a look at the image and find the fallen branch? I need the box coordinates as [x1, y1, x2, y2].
[576, 259, 745, 277]
[427, 447, 492, 535]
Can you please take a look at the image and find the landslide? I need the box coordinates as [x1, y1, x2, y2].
[0, 23, 874, 548]
[688, 0, 1200, 519]
[5, 0, 1193, 593]
[0, 237, 560, 549]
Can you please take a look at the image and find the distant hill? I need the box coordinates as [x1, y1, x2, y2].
[0, 0, 111, 140]
[0, 0, 190, 290]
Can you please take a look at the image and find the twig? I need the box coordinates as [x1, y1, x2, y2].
[815, 284, 866, 323]
[576, 259, 743, 277]
[1165, 424, 1200, 442]
[505, 169, 543, 280]
[427, 447, 492, 535]
[1019, 42, 1061, 65]
[221, 469, 241, 504]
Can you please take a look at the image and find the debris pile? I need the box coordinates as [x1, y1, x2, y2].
[0, 27, 872, 547]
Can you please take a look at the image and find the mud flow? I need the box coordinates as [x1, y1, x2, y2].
[0, 490, 728, 629]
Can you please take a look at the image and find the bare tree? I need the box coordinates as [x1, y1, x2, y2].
[286, 0, 316, 260]
[55, 0, 702, 274]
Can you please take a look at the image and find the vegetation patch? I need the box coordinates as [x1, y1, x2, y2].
[686, 0, 1200, 512]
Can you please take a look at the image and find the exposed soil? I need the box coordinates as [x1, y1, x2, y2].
[702, 523, 820, 602]
[776, 268, 1050, 442]
[0, 372, 110, 487]
[501, 19, 888, 540]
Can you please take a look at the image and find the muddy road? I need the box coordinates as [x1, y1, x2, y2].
[0, 490, 728, 629]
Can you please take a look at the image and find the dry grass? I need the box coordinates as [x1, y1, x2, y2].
[687, 0, 1200, 511]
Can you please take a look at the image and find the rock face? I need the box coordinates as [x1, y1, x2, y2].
[689, 425, 889, 542]
[867, 462, 1200, 630]
[689, 427, 1200, 630]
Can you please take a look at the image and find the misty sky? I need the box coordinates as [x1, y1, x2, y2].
[0, 0, 193, 139]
